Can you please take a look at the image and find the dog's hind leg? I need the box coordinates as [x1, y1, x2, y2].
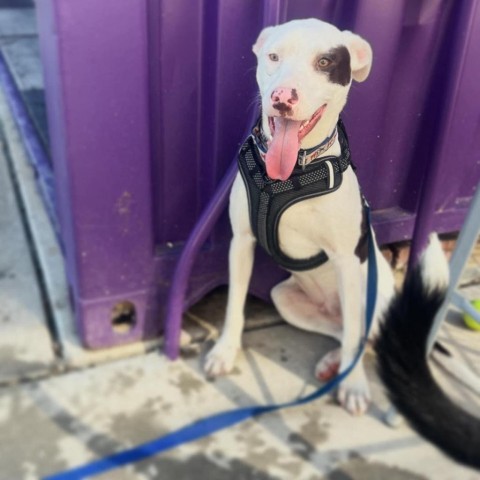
[272, 277, 346, 382]
[271, 276, 342, 340]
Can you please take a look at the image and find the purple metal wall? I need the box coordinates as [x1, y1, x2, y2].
[36, 0, 480, 349]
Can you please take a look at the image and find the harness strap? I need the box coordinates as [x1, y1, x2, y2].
[43, 205, 378, 480]
[238, 118, 351, 271]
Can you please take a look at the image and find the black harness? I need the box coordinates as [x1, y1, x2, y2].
[237, 118, 352, 271]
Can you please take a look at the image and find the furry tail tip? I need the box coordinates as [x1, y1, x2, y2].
[419, 233, 449, 293]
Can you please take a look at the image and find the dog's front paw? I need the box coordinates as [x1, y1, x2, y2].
[204, 339, 240, 378]
[337, 367, 371, 416]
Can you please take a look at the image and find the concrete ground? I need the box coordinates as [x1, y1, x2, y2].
[1, 3, 480, 480]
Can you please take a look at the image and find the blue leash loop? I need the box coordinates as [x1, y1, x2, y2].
[44, 206, 378, 480]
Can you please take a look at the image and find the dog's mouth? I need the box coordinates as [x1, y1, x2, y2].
[266, 104, 327, 181]
[268, 104, 327, 141]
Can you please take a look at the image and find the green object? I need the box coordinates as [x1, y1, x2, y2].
[464, 299, 480, 331]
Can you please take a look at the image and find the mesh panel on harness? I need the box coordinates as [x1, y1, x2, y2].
[237, 118, 352, 271]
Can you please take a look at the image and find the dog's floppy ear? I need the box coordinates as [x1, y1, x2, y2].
[252, 26, 275, 56]
[342, 31, 372, 82]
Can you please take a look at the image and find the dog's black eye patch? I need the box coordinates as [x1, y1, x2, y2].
[314, 46, 351, 86]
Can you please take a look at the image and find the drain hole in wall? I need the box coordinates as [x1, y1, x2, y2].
[111, 301, 136, 333]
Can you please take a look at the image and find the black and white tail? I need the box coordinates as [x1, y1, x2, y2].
[375, 236, 480, 470]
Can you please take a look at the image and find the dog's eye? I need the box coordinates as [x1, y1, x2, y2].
[316, 57, 332, 69]
[268, 53, 279, 62]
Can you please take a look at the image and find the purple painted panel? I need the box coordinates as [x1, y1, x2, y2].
[409, 0, 480, 263]
[37, 0, 158, 347]
[36, 0, 480, 348]
[148, 0, 265, 247]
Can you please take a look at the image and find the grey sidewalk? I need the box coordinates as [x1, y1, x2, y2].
[2, 324, 479, 480]
[0, 116, 55, 382]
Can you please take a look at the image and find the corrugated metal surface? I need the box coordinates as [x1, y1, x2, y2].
[36, 0, 480, 348]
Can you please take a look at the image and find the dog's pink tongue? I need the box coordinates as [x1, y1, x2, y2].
[266, 117, 302, 181]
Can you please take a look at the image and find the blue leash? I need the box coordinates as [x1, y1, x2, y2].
[44, 206, 378, 480]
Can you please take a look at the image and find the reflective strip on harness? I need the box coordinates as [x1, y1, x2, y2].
[325, 160, 334, 189]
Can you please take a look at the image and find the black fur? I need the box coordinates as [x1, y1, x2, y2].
[375, 266, 480, 470]
[314, 46, 351, 86]
[354, 203, 368, 263]
[434, 341, 452, 357]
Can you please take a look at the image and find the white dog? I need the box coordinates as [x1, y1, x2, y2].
[204, 18, 396, 415]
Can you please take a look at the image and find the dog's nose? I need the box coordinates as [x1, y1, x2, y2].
[271, 87, 299, 106]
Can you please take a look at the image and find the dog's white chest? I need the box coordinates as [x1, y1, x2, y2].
[277, 168, 363, 261]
